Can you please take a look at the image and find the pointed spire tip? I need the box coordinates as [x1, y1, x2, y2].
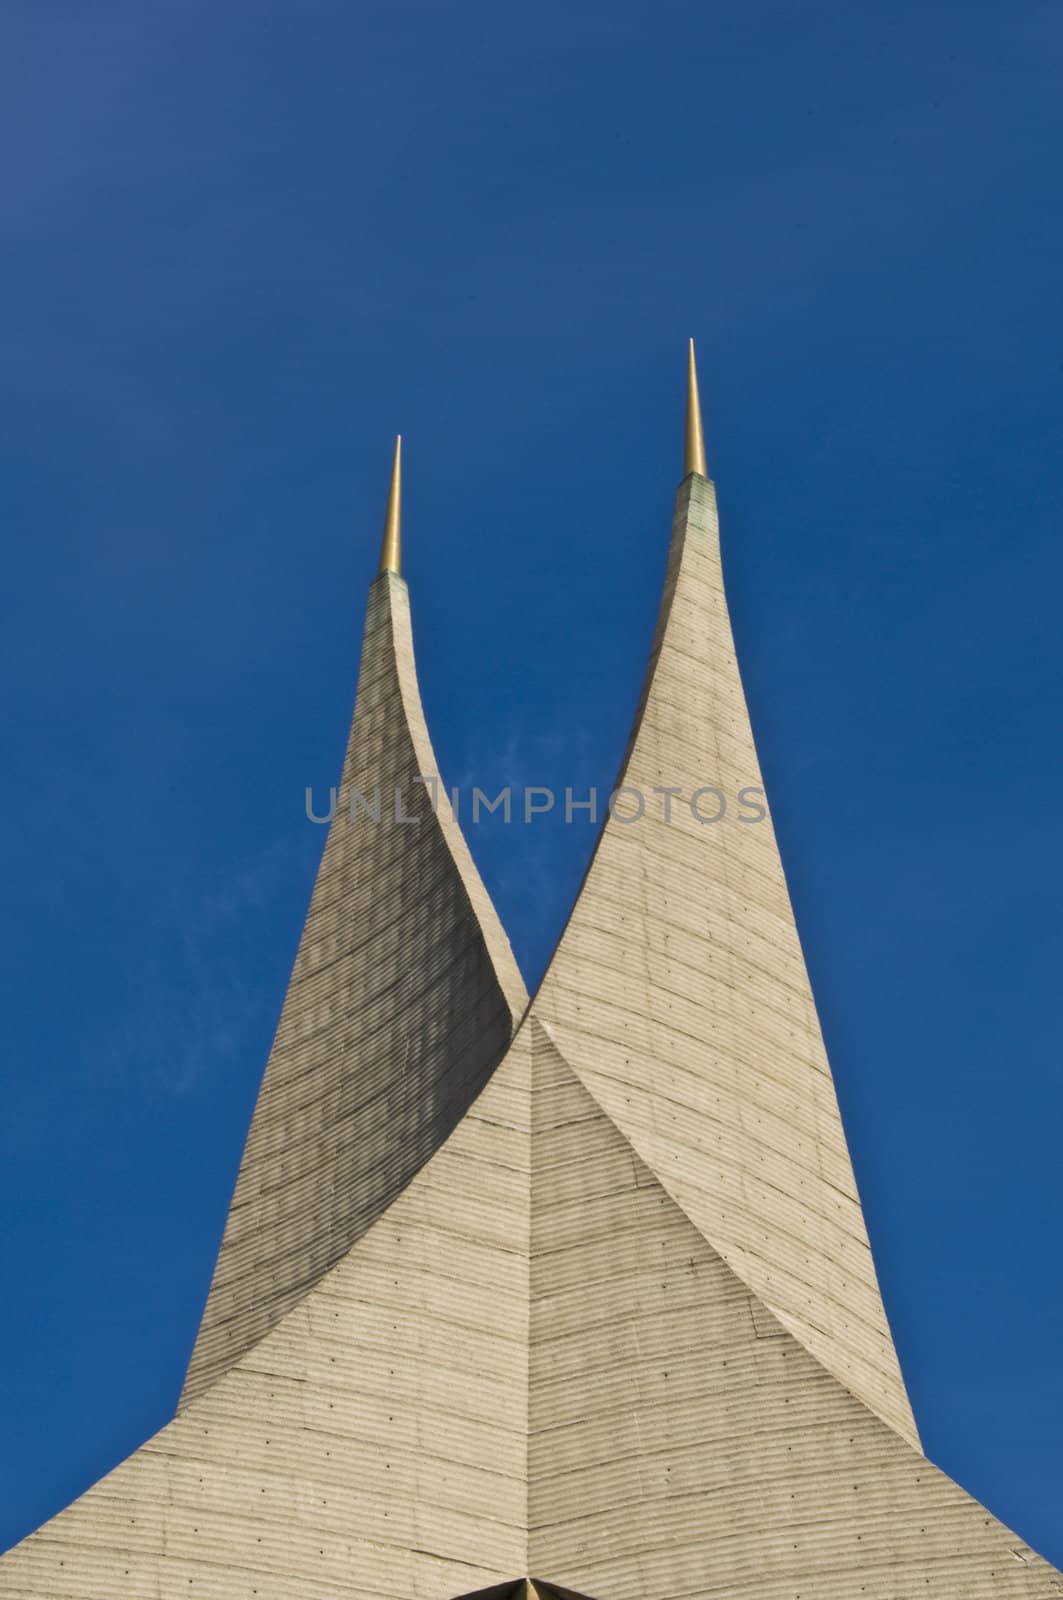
[377, 434, 402, 576]
[684, 338, 708, 479]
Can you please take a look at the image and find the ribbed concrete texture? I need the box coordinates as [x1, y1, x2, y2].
[533, 471, 918, 1448]
[2, 418, 1060, 1598]
[2, 1023, 1055, 1597]
[0, 1043, 535, 1600]
[182, 569, 526, 1403]
[525, 1023, 1058, 1597]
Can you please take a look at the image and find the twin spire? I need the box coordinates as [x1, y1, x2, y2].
[375, 342, 708, 576]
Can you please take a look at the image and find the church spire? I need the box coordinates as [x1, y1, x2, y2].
[378, 434, 402, 575]
[684, 337, 708, 478]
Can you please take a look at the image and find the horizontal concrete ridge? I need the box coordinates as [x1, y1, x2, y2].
[180, 570, 526, 1405]
[3, 461, 1060, 1596]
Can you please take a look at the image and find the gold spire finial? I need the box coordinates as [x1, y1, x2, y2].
[377, 434, 402, 575]
[684, 337, 708, 478]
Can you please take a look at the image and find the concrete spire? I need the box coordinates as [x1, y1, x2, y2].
[378, 433, 402, 574]
[684, 337, 708, 478]
[176, 419, 526, 1409]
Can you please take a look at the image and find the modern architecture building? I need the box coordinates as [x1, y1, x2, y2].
[1, 348, 1057, 1598]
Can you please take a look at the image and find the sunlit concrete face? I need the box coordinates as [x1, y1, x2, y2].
[1, 371, 1060, 1598]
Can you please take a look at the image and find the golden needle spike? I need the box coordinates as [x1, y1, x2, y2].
[377, 434, 402, 575]
[684, 337, 708, 478]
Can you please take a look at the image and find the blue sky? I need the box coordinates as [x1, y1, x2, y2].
[2, 0, 1062, 1565]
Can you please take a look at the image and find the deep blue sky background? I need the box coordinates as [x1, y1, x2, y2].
[2, 0, 1062, 1565]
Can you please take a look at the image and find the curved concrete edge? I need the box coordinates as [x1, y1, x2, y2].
[387, 574, 527, 1027]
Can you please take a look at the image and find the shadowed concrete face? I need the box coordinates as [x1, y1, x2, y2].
[1, 360, 1060, 1597]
